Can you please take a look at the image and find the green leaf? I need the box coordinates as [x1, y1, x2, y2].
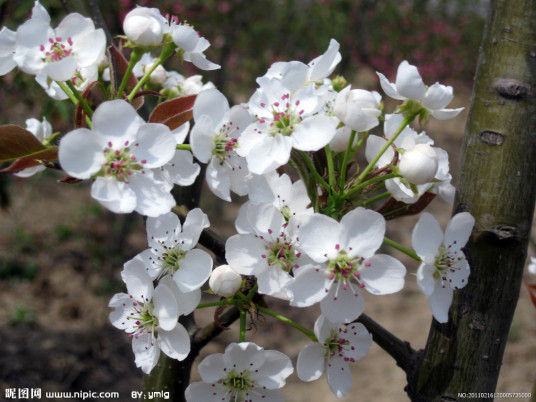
[0, 125, 46, 162]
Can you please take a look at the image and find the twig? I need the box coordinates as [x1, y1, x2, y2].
[356, 313, 415, 373]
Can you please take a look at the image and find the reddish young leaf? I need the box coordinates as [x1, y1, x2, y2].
[107, 45, 144, 110]
[0, 125, 46, 162]
[74, 80, 102, 128]
[525, 282, 536, 310]
[0, 148, 58, 172]
[149, 95, 197, 130]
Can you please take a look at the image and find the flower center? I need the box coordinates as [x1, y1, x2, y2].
[126, 295, 159, 339]
[213, 129, 239, 163]
[101, 141, 146, 182]
[323, 327, 355, 363]
[220, 369, 254, 397]
[260, 228, 299, 272]
[326, 247, 365, 292]
[40, 36, 73, 63]
[159, 246, 187, 275]
[259, 93, 305, 137]
[433, 244, 464, 284]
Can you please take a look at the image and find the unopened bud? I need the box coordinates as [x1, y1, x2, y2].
[398, 144, 438, 185]
[209, 265, 242, 297]
[123, 7, 165, 47]
[332, 75, 348, 92]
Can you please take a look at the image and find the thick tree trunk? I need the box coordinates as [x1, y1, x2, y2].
[409, 1, 536, 400]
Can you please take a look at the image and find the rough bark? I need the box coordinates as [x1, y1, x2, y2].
[409, 1, 536, 400]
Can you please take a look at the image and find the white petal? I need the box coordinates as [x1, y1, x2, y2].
[129, 173, 175, 217]
[288, 266, 330, 307]
[298, 214, 340, 262]
[160, 276, 201, 316]
[173, 249, 213, 292]
[360, 254, 406, 295]
[344, 322, 373, 361]
[193, 88, 229, 125]
[253, 350, 294, 388]
[246, 134, 293, 175]
[185, 382, 227, 402]
[430, 107, 464, 120]
[163, 150, 200, 186]
[412, 212, 444, 257]
[423, 82, 454, 110]
[340, 207, 385, 258]
[91, 177, 136, 214]
[291, 115, 337, 151]
[226, 342, 264, 371]
[197, 352, 226, 382]
[255, 265, 293, 298]
[225, 234, 267, 275]
[132, 333, 160, 374]
[365, 135, 393, 168]
[428, 281, 454, 323]
[247, 202, 285, 238]
[444, 212, 475, 250]
[320, 285, 364, 323]
[92, 100, 144, 143]
[205, 159, 232, 202]
[146, 211, 180, 249]
[297, 343, 325, 381]
[122, 256, 154, 302]
[376, 71, 405, 101]
[446, 258, 470, 290]
[189, 52, 220, 71]
[181, 208, 210, 248]
[158, 324, 190, 360]
[326, 356, 353, 398]
[42, 56, 77, 81]
[133, 123, 176, 168]
[395, 60, 426, 100]
[416, 263, 436, 296]
[308, 38, 341, 82]
[59, 128, 105, 179]
[153, 283, 179, 331]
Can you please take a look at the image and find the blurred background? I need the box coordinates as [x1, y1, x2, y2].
[1, 1, 535, 401]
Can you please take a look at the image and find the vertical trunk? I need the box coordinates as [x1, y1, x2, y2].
[409, 0, 536, 400]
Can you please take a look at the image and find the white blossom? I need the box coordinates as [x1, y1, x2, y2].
[185, 342, 293, 401]
[412, 212, 475, 323]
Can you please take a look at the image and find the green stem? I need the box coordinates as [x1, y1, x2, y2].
[116, 47, 143, 100]
[353, 130, 368, 152]
[325, 145, 336, 188]
[196, 301, 227, 309]
[345, 172, 400, 198]
[357, 190, 391, 207]
[63, 80, 94, 118]
[354, 115, 413, 186]
[239, 310, 246, 342]
[298, 151, 330, 192]
[256, 306, 317, 342]
[382, 237, 421, 262]
[127, 43, 176, 102]
[338, 130, 357, 191]
[176, 144, 192, 151]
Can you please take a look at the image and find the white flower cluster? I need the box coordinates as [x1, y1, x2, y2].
[0, 2, 476, 400]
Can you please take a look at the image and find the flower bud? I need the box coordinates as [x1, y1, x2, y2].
[123, 7, 166, 47]
[334, 86, 382, 132]
[209, 265, 242, 297]
[331, 75, 348, 92]
[398, 144, 439, 185]
[145, 63, 167, 85]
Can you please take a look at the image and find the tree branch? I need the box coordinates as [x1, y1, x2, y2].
[356, 313, 416, 373]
